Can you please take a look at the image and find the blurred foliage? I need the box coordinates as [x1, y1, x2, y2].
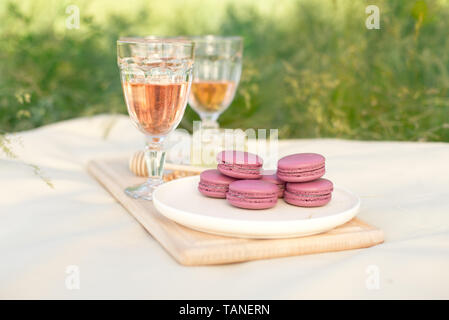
[0, 132, 54, 187]
[0, 0, 448, 141]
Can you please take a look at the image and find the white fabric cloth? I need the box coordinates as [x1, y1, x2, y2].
[1, 114, 448, 299]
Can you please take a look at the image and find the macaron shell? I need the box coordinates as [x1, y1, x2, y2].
[284, 192, 332, 207]
[277, 166, 325, 182]
[217, 150, 263, 167]
[200, 169, 237, 185]
[286, 178, 334, 194]
[226, 194, 277, 209]
[228, 179, 279, 195]
[218, 164, 262, 179]
[277, 153, 325, 170]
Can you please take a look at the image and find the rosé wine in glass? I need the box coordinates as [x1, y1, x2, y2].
[189, 36, 243, 129]
[123, 82, 189, 136]
[189, 80, 236, 114]
[117, 37, 194, 200]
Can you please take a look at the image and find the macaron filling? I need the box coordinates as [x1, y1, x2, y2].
[227, 194, 277, 202]
[284, 191, 332, 207]
[277, 165, 325, 176]
[218, 163, 261, 171]
[284, 190, 332, 199]
[227, 191, 278, 200]
[218, 164, 262, 175]
[198, 182, 229, 191]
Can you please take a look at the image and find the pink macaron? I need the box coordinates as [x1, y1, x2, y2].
[260, 170, 285, 198]
[284, 178, 333, 207]
[227, 180, 278, 210]
[217, 150, 263, 179]
[198, 169, 237, 198]
[277, 153, 325, 182]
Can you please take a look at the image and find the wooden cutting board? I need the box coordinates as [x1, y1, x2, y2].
[87, 157, 384, 266]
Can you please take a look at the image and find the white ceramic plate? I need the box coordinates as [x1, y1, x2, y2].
[153, 176, 361, 239]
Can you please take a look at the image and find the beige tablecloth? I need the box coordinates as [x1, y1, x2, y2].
[1, 115, 448, 299]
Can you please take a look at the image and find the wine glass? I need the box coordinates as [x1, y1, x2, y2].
[188, 36, 243, 129]
[117, 37, 194, 200]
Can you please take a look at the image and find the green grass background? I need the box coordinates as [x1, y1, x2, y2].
[1, 0, 448, 141]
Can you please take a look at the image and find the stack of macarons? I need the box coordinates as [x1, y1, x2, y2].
[198, 150, 333, 210]
[276, 153, 333, 207]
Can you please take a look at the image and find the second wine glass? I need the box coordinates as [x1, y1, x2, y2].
[188, 36, 243, 129]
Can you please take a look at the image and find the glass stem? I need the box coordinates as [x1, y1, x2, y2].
[144, 139, 166, 186]
[200, 113, 219, 130]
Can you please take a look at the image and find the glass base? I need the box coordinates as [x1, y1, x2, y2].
[124, 179, 163, 201]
